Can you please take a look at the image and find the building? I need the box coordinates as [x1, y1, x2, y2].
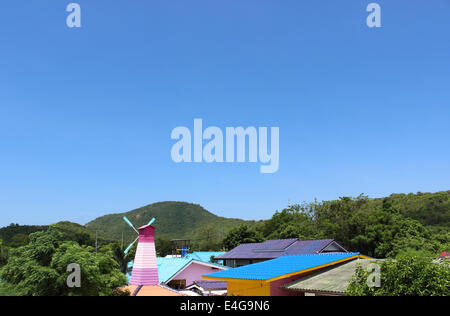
[122, 220, 183, 296]
[158, 257, 228, 289]
[216, 238, 348, 267]
[203, 252, 371, 296]
[127, 251, 228, 290]
[281, 258, 379, 296]
[186, 280, 227, 296]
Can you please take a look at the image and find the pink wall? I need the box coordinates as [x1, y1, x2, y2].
[173, 262, 225, 287]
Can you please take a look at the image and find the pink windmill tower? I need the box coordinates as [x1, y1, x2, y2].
[123, 216, 159, 286]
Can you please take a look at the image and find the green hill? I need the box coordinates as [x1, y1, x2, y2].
[0, 222, 114, 248]
[86, 201, 257, 245]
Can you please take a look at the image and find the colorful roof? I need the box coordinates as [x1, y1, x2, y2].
[187, 280, 227, 291]
[127, 252, 228, 283]
[157, 257, 227, 283]
[123, 285, 182, 296]
[282, 259, 378, 294]
[215, 239, 347, 260]
[187, 251, 226, 263]
[157, 257, 192, 283]
[204, 252, 368, 281]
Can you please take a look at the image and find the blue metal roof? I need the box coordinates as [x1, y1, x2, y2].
[157, 257, 193, 283]
[186, 251, 226, 263]
[203, 252, 361, 281]
[127, 252, 228, 283]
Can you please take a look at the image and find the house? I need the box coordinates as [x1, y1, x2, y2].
[203, 252, 371, 296]
[216, 238, 348, 267]
[158, 257, 228, 289]
[127, 251, 228, 289]
[281, 258, 379, 296]
[186, 280, 227, 296]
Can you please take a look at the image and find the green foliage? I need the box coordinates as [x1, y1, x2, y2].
[222, 225, 264, 251]
[0, 221, 114, 250]
[0, 224, 47, 247]
[192, 224, 223, 251]
[0, 228, 127, 296]
[86, 201, 257, 247]
[155, 239, 173, 257]
[258, 194, 449, 259]
[0, 239, 9, 267]
[347, 256, 450, 296]
[98, 243, 134, 275]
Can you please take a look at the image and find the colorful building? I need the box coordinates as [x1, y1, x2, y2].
[127, 251, 228, 290]
[216, 238, 348, 267]
[122, 221, 183, 296]
[158, 256, 228, 289]
[203, 252, 371, 296]
[186, 280, 227, 296]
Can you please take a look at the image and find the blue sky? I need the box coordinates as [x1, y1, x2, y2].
[0, 1, 449, 226]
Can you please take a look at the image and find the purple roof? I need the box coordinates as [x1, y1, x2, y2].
[189, 280, 227, 290]
[216, 239, 345, 260]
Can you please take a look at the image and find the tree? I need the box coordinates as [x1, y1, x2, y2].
[194, 224, 222, 251]
[347, 255, 450, 296]
[0, 228, 127, 296]
[9, 234, 29, 248]
[0, 239, 9, 267]
[222, 225, 264, 251]
[155, 239, 173, 257]
[99, 243, 134, 275]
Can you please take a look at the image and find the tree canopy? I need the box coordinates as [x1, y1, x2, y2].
[347, 255, 450, 296]
[0, 228, 127, 296]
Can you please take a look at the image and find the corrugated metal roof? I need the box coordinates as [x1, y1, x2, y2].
[282, 259, 378, 294]
[127, 252, 228, 283]
[255, 239, 297, 252]
[123, 285, 183, 296]
[203, 252, 362, 281]
[216, 239, 341, 260]
[188, 280, 227, 290]
[187, 251, 226, 263]
[157, 257, 193, 283]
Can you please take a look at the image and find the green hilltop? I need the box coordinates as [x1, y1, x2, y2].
[85, 201, 257, 245]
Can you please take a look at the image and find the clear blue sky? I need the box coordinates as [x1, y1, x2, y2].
[0, 1, 449, 226]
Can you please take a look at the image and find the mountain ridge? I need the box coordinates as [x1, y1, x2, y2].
[86, 201, 258, 244]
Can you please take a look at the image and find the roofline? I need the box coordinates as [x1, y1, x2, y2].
[215, 239, 345, 260]
[202, 254, 371, 282]
[281, 287, 345, 295]
[165, 260, 228, 283]
[318, 240, 348, 253]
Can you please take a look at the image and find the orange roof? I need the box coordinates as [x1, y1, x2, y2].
[123, 285, 183, 296]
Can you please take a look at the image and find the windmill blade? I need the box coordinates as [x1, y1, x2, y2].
[148, 217, 156, 226]
[124, 236, 139, 255]
[123, 216, 139, 234]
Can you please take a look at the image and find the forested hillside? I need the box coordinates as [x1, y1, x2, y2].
[86, 201, 257, 247]
[225, 191, 450, 258]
